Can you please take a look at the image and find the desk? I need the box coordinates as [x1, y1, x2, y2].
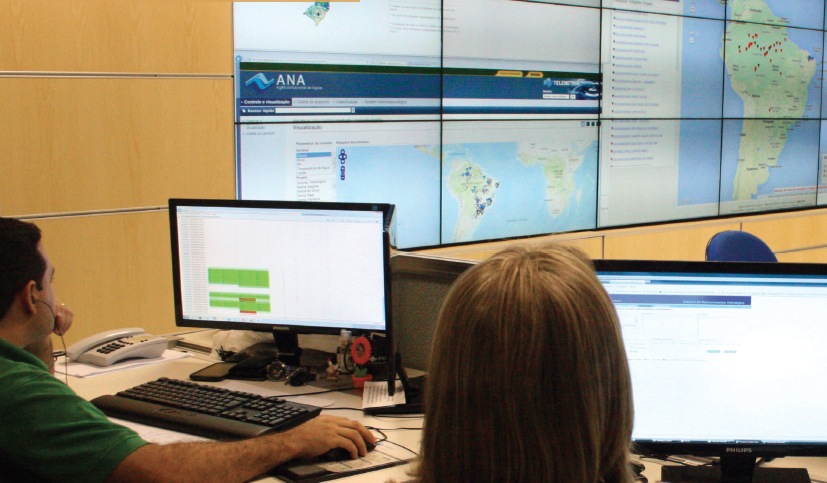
[70, 351, 423, 482]
[69, 339, 827, 483]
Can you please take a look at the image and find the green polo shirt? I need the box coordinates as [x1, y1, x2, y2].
[0, 337, 148, 482]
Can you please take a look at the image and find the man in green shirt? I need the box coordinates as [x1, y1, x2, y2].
[0, 217, 375, 482]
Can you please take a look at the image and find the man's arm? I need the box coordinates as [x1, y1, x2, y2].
[106, 415, 376, 483]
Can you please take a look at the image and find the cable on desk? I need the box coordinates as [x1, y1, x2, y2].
[317, 406, 365, 412]
[279, 388, 355, 398]
[369, 426, 424, 432]
[363, 426, 420, 459]
[370, 413, 426, 421]
[279, 386, 425, 449]
[365, 426, 388, 445]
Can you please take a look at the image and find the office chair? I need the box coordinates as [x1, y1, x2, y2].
[705, 230, 778, 262]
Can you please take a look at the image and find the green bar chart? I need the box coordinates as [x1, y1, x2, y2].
[208, 268, 270, 314]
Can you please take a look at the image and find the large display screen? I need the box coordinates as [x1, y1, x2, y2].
[235, 0, 827, 249]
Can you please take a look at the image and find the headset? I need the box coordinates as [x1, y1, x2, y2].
[31, 281, 68, 383]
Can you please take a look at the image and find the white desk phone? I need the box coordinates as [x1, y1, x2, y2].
[65, 327, 168, 367]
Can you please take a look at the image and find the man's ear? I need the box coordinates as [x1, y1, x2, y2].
[21, 281, 38, 314]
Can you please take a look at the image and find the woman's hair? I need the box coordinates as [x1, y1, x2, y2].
[415, 243, 634, 483]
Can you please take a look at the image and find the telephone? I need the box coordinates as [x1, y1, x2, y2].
[65, 327, 168, 367]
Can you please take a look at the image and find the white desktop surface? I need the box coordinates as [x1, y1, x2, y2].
[69, 348, 422, 482]
[67, 331, 827, 483]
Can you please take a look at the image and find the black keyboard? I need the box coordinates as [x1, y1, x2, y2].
[91, 377, 321, 440]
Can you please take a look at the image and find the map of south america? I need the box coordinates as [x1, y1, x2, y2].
[723, 0, 817, 201]
[447, 158, 500, 242]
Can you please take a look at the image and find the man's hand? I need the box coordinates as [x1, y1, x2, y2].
[54, 299, 73, 336]
[23, 300, 72, 374]
[280, 415, 377, 460]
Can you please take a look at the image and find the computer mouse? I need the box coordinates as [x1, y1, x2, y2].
[317, 442, 376, 461]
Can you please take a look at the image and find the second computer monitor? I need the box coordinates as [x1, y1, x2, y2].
[169, 199, 395, 356]
[594, 259, 827, 479]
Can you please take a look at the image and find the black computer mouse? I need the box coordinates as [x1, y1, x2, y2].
[317, 442, 376, 461]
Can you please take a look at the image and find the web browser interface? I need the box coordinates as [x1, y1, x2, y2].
[598, 267, 827, 443]
[235, 0, 827, 248]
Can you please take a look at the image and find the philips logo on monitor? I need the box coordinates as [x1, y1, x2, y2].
[725, 448, 753, 453]
[245, 73, 276, 90]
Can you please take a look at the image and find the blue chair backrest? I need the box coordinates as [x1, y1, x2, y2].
[705, 230, 778, 262]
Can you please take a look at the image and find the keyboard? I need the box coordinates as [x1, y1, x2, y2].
[91, 377, 321, 440]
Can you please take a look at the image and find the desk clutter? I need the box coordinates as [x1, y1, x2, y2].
[208, 330, 393, 388]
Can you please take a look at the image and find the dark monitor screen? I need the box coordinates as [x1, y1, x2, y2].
[593, 259, 827, 478]
[168, 199, 394, 341]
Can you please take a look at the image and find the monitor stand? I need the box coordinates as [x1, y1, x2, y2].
[660, 455, 809, 483]
[364, 351, 425, 415]
[271, 330, 302, 366]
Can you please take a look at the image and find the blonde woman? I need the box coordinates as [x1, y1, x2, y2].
[414, 244, 634, 483]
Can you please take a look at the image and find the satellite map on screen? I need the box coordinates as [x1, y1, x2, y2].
[720, 0, 821, 208]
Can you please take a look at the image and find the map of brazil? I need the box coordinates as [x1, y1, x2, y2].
[721, 0, 820, 210]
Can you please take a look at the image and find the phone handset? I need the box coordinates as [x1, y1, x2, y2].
[66, 327, 168, 366]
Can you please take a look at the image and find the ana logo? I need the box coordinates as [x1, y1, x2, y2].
[245, 73, 276, 90]
[276, 74, 305, 86]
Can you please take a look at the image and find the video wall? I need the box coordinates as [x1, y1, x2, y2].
[234, 0, 827, 249]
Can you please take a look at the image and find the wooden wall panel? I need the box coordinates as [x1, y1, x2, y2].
[556, 236, 603, 259]
[776, 248, 827, 263]
[0, 1, 231, 74]
[742, 209, 827, 253]
[0, 77, 235, 216]
[36, 211, 177, 345]
[415, 211, 827, 263]
[420, 234, 604, 261]
[603, 222, 742, 260]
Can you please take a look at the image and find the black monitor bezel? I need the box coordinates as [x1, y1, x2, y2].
[168, 198, 395, 339]
[593, 258, 827, 460]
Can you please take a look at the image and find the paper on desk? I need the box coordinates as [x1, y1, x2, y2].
[314, 440, 416, 473]
[361, 380, 406, 409]
[54, 350, 191, 378]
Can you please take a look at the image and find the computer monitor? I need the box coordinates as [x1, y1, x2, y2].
[593, 259, 827, 481]
[168, 198, 395, 362]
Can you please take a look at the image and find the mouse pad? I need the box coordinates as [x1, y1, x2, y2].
[271, 441, 415, 482]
